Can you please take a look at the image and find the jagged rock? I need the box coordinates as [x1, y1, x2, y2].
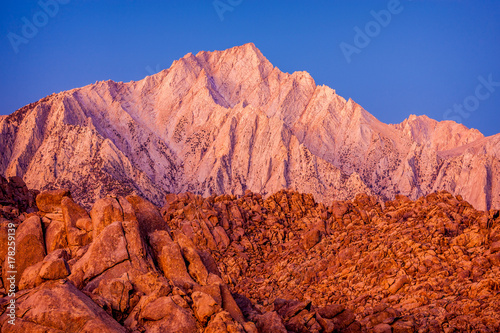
[140, 296, 198, 332]
[302, 229, 322, 250]
[4, 184, 500, 332]
[149, 230, 195, 287]
[373, 323, 392, 333]
[0, 221, 10, 261]
[45, 220, 68, 253]
[2, 215, 45, 289]
[204, 310, 246, 333]
[68, 222, 129, 288]
[220, 283, 246, 324]
[0, 280, 126, 332]
[0, 176, 38, 217]
[255, 311, 287, 333]
[36, 189, 70, 213]
[94, 273, 133, 313]
[90, 197, 132, 237]
[191, 291, 220, 324]
[18, 261, 43, 290]
[62, 196, 92, 246]
[317, 304, 345, 319]
[19, 249, 71, 290]
[126, 195, 169, 237]
[39, 254, 70, 280]
[388, 275, 410, 294]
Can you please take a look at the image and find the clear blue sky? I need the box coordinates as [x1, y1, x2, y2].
[1, 0, 499, 136]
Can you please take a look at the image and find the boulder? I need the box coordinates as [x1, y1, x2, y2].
[255, 311, 287, 333]
[61, 196, 92, 246]
[45, 220, 68, 253]
[141, 296, 198, 333]
[36, 189, 71, 213]
[126, 195, 169, 237]
[94, 273, 134, 313]
[192, 291, 221, 324]
[302, 229, 321, 250]
[18, 249, 70, 290]
[68, 222, 129, 288]
[205, 310, 246, 333]
[90, 197, 136, 237]
[2, 215, 45, 289]
[149, 230, 194, 287]
[0, 280, 126, 332]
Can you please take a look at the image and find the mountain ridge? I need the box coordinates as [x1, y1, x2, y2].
[1, 43, 499, 210]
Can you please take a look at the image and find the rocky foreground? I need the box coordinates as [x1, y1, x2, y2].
[0, 175, 499, 332]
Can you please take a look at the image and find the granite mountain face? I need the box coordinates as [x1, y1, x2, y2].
[1, 43, 499, 210]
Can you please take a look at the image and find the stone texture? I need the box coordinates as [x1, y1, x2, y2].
[35, 189, 70, 213]
[126, 194, 169, 237]
[191, 290, 220, 324]
[0, 280, 126, 332]
[2, 215, 45, 289]
[140, 296, 198, 333]
[255, 311, 287, 333]
[149, 230, 195, 287]
[90, 197, 129, 237]
[44, 220, 67, 253]
[204, 310, 246, 333]
[68, 222, 129, 288]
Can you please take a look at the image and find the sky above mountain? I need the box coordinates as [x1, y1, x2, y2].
[1, 0, 499, 136]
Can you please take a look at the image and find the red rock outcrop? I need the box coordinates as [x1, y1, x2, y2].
[0, 185, 499, 332]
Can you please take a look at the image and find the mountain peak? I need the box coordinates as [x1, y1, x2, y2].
[1, 44, 498, 211]
[194, 42, 272, 72]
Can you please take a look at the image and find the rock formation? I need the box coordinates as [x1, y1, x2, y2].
[0, 43, 499, 210]
[1, 180, 499, 332]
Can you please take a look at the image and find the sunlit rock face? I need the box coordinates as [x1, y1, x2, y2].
[1, 43, 499, 210]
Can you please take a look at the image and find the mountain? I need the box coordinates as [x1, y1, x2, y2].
[1, 43, 499, 210]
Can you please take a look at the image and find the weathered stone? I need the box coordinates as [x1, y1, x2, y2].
[255, 311, 287, 333]
[192, 291, 221, 324]
[204, 310, 246, 333]
[184, 246, 210, 285]
[141, 296, 198, 333]
[149, 230, 195, 287]
[45, 220, 68, 253]
[220, 283, 246, 324]
[3, 215, 45, 289]
[388, 275, 410, 294]
[302, 229, 322, 250]
[36, 189, 71, 213]
[317, 304, 345, 319]
[68, 222, 129, 288]
[18, 261, 43, 290]
[61, 196, 89, 231]
[0, 280, 126, 332]
[90, 197, 133, 237]
[126, 195, 169, 237]
[94, 273, 133, 313]
[373, 323, 392, 333]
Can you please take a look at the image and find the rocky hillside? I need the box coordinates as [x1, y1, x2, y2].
[1, 179, 499, 332]
[1, 43, 499, 210]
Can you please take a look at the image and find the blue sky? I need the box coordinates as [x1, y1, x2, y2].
[1, 0, 499, 136]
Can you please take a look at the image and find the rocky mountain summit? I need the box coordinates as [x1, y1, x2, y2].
[1, 179, 499, 332]
[1, 43, 499, 210]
